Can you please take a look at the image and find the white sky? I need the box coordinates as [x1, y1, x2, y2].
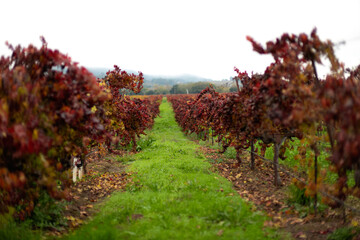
[1, 0, 359, 80]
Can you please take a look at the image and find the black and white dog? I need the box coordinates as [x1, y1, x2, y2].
[72, 155, 85, 182]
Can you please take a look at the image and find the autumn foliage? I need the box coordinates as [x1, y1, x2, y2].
[169, 29, 360, 207]
[0, 39, 160, 219]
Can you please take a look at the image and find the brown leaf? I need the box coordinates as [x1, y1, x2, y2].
[290, 218, 303, 225]
[79, 206, 86, 211]
[131, 214, 143, 220]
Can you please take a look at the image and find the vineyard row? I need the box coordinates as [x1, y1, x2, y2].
[168, 28, 360, 210]
[0, 39, 161, 219]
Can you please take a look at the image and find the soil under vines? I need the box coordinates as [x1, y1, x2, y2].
[47, 149, 132, 237]
[198, 144, 360, 240]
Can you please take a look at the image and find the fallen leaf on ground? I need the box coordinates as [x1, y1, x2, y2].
[217, 229, 224, 236]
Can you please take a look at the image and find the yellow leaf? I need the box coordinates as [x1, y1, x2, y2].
[274, 222, 281, 228]
[352, 220, 358, 227]
[32, 129, 38, 140]
[235, 173, 242, 179]
[66, 216, 76, 221]
[299, 234, 306, 239]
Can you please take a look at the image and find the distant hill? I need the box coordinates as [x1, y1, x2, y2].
[143, 74, 214, 87]
[87, 67, 215, 86]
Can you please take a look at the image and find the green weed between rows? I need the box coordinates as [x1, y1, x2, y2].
[0, 190, 67, 240]
[63, 99, 280, 240]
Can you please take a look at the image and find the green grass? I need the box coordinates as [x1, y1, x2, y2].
[0, 192, 64, 240]
[327, 226, 360, 240]
[64, 99, 278, 240]
[0, 218, 41, 240]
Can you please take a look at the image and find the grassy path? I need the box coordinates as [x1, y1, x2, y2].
[65, 99, 277, 240]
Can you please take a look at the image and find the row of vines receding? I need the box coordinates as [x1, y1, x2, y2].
[168, 28, 360, 210]
[0, 38, 162, 220]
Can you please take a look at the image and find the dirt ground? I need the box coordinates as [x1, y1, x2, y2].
[199, 145, 360, 240]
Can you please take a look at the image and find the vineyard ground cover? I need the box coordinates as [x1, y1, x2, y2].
[0, 148, 132, 239]
[194, 137, 360, 239]
[63, 98, 280, 240]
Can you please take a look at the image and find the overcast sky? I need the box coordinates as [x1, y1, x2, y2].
[1, 0, 359, 80]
